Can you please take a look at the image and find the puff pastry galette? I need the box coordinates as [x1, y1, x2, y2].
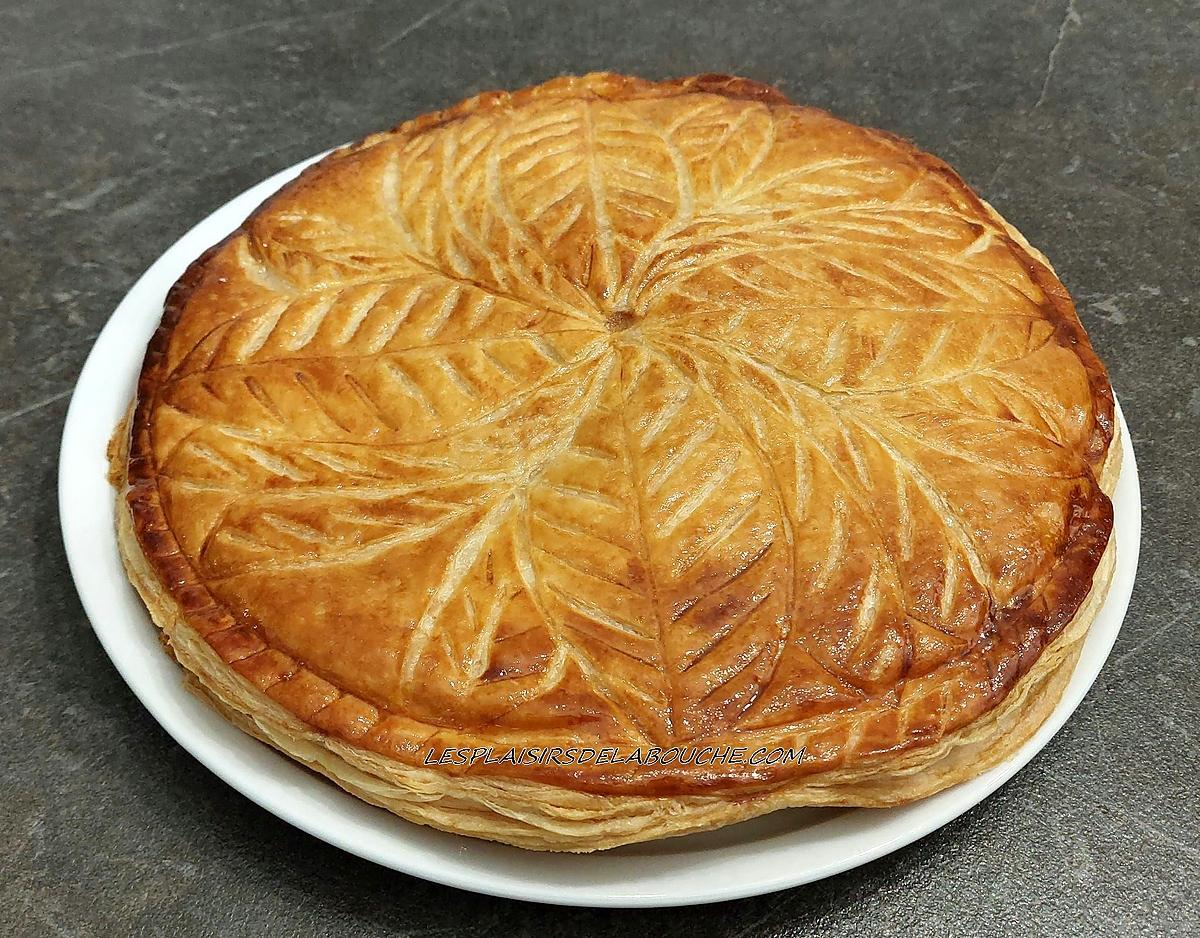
[114, 73, 1117, 851]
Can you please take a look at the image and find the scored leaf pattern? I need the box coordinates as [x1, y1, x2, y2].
[151, 90, 1102, 745]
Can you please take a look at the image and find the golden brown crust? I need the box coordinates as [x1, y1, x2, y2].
[118, 73, 1115, 840]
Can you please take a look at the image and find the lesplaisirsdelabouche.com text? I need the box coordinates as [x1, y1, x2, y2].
[422, 745, 807, 768]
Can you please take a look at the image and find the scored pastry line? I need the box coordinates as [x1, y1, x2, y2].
[169, 336, 613, 478]
[172, 327, 596, 382]
[893, 456, 915, 562]
[379, 169, 599, 326]
[341, 372, 398, 431]
[208, 507, 479, 582]
[646, 419, 716, 495]
[398, 351, 618, 684]
[485, 117, 604, 317]
[674, 492, 762, 578]
[697, 643, 772, 708]
[708, 103, 777, 194]
[812, 496, 850, 595]
[667, 334, 924, 679]
[846, 416, 994, 594]
[612, 343, 676, 738]
[513, 466, 659, 745]
[238, 243, 298, 296]
[536, 543, 639, 592]
[655, 321, 1064, 451]
[609, 107, 700, 312]
[580, 103, 620, 303]
[639, 342, 797, 699]
[980, 367, 1071, 442]
[940, 554, 962, 623]
[630, 221, 1040, 317]
[855, 409, 1080, 480]
[679, 585, 774, 674]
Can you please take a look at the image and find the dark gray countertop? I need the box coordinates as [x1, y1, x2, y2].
[2, 0, 1197, 934]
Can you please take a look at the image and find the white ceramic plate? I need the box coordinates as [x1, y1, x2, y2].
[60, 153, 1141, 908]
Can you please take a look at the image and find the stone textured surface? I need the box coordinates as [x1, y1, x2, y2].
[1, 0, 1196, 934]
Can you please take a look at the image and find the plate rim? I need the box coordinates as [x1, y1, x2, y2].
[58, 152, 1142, 908]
